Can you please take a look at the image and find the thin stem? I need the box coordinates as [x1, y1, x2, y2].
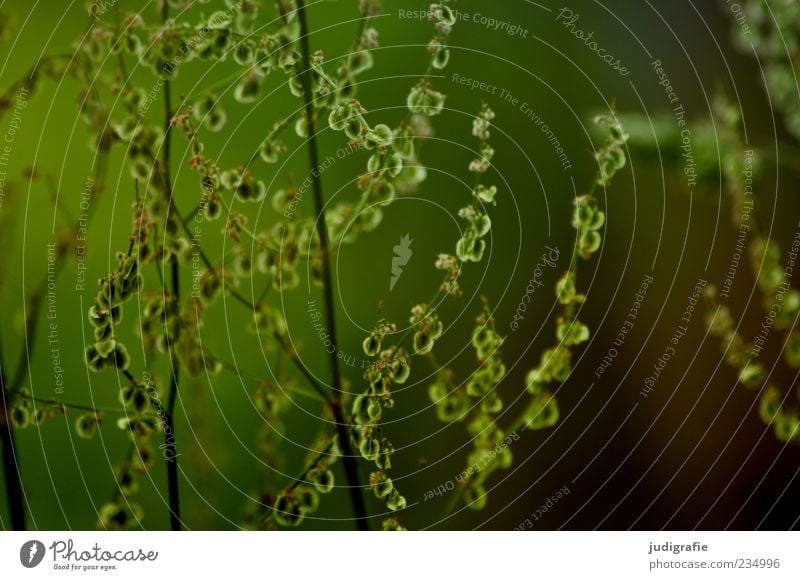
[7, 387, 154, 417]
[0, 333, 26, 530]
[161, 1, 183, 532]
[296, 0, 369, 531]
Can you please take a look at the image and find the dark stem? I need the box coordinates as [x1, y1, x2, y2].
[161, 1, 182, 532]
[0, 334, 26, 530]
[295, 0, 369, 531]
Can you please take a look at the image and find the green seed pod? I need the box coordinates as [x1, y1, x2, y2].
[123, 33, 143, 56]
[375, 444, 394, 470]
[358, 205, 384, 232]
[738, 361, 763, 389]
[93, 321, 113, 343]
[205, 108, 227, 132]
[310, 468, 335, 494]
[288, 74, 304, 98]
[95, 335, 116, 357]
[347, 50, 373, 74]
[85, 344, 106, 372]
[129, 157, 152, 182]
[328, 103, 349, 131]
[382, 517, 407, 531]
[476, 185, 498, 205]
[234, 251, 254, 278]
[352, 393, 371, 425]
[234, 73, 262, 103]
[365, 124, 393, 149]
[464, 484, 488, 510]
[362, 334, 382, 357]
[392, 357, 411, 384]
[387, 152, 404, 178]
[98, 503, 123, 529]
[367, 401, 382, 422]
[436, 393, 469, 422]
[783, 290, 800, 315]
[206, 197, 222, 220]
[556, 320, 590, 346]
[488, 358, 506, 383]
[751, 237, 780, 264]
[359, 437, 381, 462]
[481, 393, 503, 414]
[121, 255, 137, 279]
[344, 115, 365, 140]
[199, 272, 222, 305]
[338, 76, 358, 101]
[407, 84, 446, 116]
[432, 3, 457, 26]
[75, 413, 99, 439]
[32, 407, 54, 426]
[294, 112, 308, 138]
[130, 387, 150, 414]
[117, 466, 139, 495]
[455, 236, 473, 262]
[110, 306, 123, 325]
[88, 305, 109, 328]
[233, 41, 255, 65]
[525, 392, 560, 430]
[555, 273, 577, 305]
[231, 177, 266, 202]
[372, 472, 394, 499]
[431, 44, 450, 70]
[366, 153, 382, 174]
[613, 146, 627, 170]
[259, 138, 283, 163]
[577, 230, 602, 259]
[773, 411, 800, 443]
[785, 333, 800, 368]
[386, 490, 407, 511]
[757, 264, 784, 294]
[589, 209, 606, 231]
[273, 492, 305, 527]
[113, 116, 141, 142]
[428, 380, 448, 403]
[457, 236, 486, 263]
[10, 405, 30, 429]
[758, 385, 781, 424]
[413, 329, 434, 355]
[295, 486, 320, 513]
[132, 442, 155, 473]
[125, 87, 147, 111]
[109, 343, 130, 371]
[371, 182, 396, 208]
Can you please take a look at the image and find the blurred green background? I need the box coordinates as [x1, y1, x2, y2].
[1, 0, 799, 530]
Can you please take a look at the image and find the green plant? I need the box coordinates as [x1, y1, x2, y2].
[702, 92, 800, 444]
[0, 0, 627, 531]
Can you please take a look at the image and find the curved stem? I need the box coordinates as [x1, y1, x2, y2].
[296, 0, 369, 531]
[161, 2, 183, 532]
[0, 334, 26, 530]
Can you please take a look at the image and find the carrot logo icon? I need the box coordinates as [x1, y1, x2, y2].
[19, 540, 45, 568]
[390, 234, 413, 291]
